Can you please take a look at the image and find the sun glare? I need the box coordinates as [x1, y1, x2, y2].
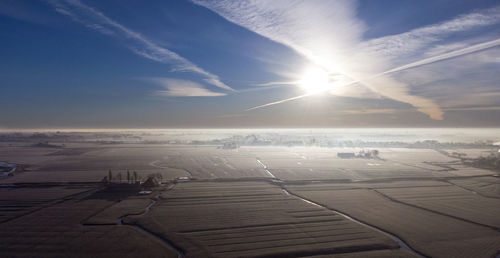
[299, 67, 332, 94]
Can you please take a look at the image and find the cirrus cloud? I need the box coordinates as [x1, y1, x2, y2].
[194, 0, 500, 120]
[48, 0, 233, 91]
[153, 78, 227, 97]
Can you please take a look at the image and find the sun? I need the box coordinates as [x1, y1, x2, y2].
[299, 67, 331, 94]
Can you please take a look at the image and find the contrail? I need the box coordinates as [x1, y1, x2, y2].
[381, 38, 500, 75]
[246, 93, 312, 111]
[246, 38, 500, 111]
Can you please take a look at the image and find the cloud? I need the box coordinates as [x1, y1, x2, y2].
[444, 106, 500, 111]
[192, 0, 442, 119]
[424, 42, 470, 57]
[382, 38, 500, 75]
[392, 46, 500, 109]
[153, 78, 226, 97]
[245, 37, 499, 116]
[194, 1, 500, 120]
[254, 81, 299, 87]
[215, 113, 248, 118]
[192, 0, 365, 70]
[341, 106, 500, 116]
[342, 109, 396, 115]
[0, 0, 53, 25]
[362, 7, 500, 62]
[48, 0, 233, 91]
[246, 93, 310, 111]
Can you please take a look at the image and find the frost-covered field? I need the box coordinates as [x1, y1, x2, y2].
[0, 129, 499, 257]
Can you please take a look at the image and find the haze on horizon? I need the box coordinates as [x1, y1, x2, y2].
[1, 0, 500, 129]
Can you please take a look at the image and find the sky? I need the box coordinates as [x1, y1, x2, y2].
[1, 0, 499, 129]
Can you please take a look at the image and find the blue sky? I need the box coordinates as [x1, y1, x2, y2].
[1, 0, 499, 128]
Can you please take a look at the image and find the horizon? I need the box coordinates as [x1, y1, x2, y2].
[3, 126, 500, 132]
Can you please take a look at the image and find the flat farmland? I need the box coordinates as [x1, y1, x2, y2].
[0, 185, 178, 258]
[285, 180, 451, 191]
[0, 144, 195, 183]
[1, 140, 499, 257]
[377, 148, 458, 163]
[0, 144, 272, 182]
[126, 181, 415, 257]
[449, 176, 500, 198]
[154, 147, 269, 178]
[443, 148, 496, 159]
[286, 183, 500, 258]
[243, 147, 458, 181]
[446, 164, 496, 177]
[377, 185, 500, 228]
[0, 185, 94, 222]
[85, 198, 154, 225]
[0, 146, 62, 170]
[1, 144, 495, 183]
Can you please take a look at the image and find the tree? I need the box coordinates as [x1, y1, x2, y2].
[108, 170, 113, 183]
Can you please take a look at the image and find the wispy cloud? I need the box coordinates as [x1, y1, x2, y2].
[388, 42, 500, 110]
[382, 38, 500, 75]
[342, 109, 396, 115]
[444, 106, 500, 111]
[192, 0, 441, 119]
[331, 106, 500, 116]
[194, 1, 500, 120]
[48, 0, 233, 91]
[363, 7, 500, 62]
[246, 93, 311, 111]
[214, 113, 248, 118]
[254, 81, 299, 87]
[153, 78, 226, 97]
[193, 0, 365, 70]
[244, 37, 500, 117]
